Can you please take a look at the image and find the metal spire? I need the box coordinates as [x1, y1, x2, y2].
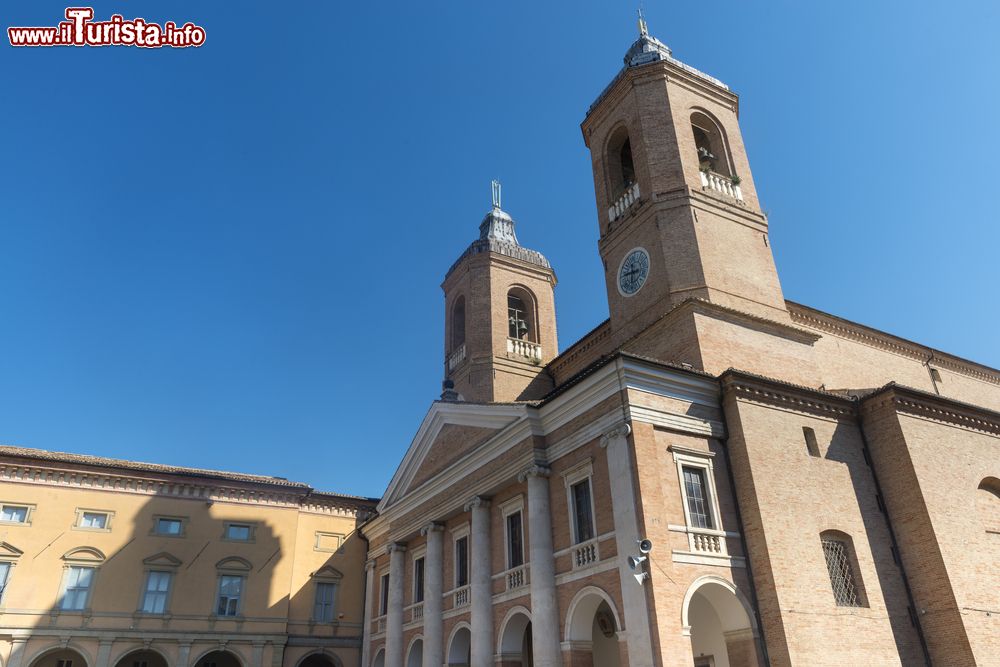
[638, 7, 649, 37]
[491, 179, 502, 209]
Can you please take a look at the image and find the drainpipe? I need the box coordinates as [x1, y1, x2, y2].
[854, 397, 933, 667]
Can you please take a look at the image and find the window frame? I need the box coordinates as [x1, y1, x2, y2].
[449, 522, 471, 590]
[139, 570, 174, 615]
[670, 447, 723, 533]
[222, 522, 255, 542]
[60, 564, 97, 611]
[498, 495, 525, 570]
[313, 580, 339, 622]
[215, 574, 244, 617]
[313, 531, 345, 553]
[562, 459, 597, 545]
[74, 508, 113, 532]
[378, 570, 390, 617]
[0, 503, 34, 526]
[820, 532, 867, 608]
[412, 552, 426, 604]
[151, 515, 187, 538]
[0, 560, 14, 606]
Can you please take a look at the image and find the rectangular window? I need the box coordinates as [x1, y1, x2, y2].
[571, 479, 595, 543]
[313, 582, 337, 622]
[455, 536, 469, 587]
[413, 557, 425, 603]
[225, 524, 252, 541]
[379, 573, 390, 616]
[155, 518, 183, 536]
[0, 505, 28, 523]
[0, 561, 11, 603]
[79, 512, 108, 529]
[61, 566, 95, 610]
[682, 466, 713, 529]
[822, 538, 862, 607]
[141, 571, 172, 614]
[216, 575, 243, 616]
[506, 511, 524, 568]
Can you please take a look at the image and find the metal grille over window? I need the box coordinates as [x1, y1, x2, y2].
[682, 467, 713, 529]
[822, 538, 861, 606]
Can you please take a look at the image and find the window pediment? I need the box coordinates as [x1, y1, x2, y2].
[216, 556, 253, 572]
[0, 541, 24, 559]
[143, 551, 183, 568]
[312, 565, 343, 581]
[62, 546, 106, 563]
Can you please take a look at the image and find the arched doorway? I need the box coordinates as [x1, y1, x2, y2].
[683, 577, 760, 667]
[447, 625, 471, 666]
[405, 639, 423, 667]
[193, 651, 241, 667]
[498, 608, 533, 667]
[29, 648, 89, 667]
[565, 587, 622, 667]
[114, 650, 168, 667]
[370, 650, 384, 667]
[298, 653, 338, 667]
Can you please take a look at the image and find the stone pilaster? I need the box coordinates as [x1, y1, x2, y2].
[385, 543, 407, 667]
[519, 464, 561, 667]
[601, 423, 655, 666]
[421, 523, 445, 667]
[465, 496, 493, 667]
[362, 558, 376, 667]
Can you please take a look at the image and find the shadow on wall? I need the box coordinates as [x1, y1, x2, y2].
[11, 493, 287, 667]
[824, 421, 925, 662]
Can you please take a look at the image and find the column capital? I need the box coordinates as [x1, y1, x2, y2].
[517, 463, 551, 482]
[463, 496, 491, 512]
[599, 422, 632, 448]
[386, 542, 407, 555]
[365, 558, 378, 571]
[420, 522, 445, 536]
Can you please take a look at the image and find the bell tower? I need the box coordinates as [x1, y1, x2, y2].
[582, 15, 790, 342]
[442, 182, 558, 403]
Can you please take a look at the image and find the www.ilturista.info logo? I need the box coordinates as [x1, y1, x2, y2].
[8, 7, 206, 48]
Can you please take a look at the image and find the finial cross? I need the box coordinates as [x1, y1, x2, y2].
[638, 7, 649, 37]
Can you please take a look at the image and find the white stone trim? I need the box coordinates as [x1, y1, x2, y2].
[671, 446, 725, 546]
[562, 459, 596, 546]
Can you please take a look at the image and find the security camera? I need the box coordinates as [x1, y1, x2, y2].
[627, 555, 647, 569]
[637, 538, 653, 554]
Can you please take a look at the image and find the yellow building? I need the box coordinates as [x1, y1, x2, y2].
[0, 446, 376, 667]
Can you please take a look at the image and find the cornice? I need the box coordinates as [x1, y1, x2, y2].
[861, 385, 1000, 438]
[721, 371, 855, 420]
[787, 302, 1000, 387]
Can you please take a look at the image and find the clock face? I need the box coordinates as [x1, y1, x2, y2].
[618, 248, 650, 296]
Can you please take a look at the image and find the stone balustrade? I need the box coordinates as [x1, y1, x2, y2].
[700, 170, 744, 201]
[608, 181, 640, 222]
[507, 337, 542, 362]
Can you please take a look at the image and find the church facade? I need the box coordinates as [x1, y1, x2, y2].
[361, 18, 1000, 667]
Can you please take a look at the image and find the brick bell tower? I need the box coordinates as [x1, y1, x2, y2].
[582, 15, 789, 342]
[441, 182, 558, 403]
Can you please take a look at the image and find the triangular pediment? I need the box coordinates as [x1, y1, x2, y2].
[379, 401, 529, 510]
[0, 542, 23, 559]
[143, 552, 183, 568]
[313, 565, 343, 580]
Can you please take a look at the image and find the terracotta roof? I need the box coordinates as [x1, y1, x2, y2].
[0, 445, 311, 490]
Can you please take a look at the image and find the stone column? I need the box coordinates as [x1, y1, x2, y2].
[95, 640, 114, 667]
[421, 523, 445, 667]
[601, 423, 655, 667]
[519, 464, 561, 667]
[465, 496, 493, 667]
[362, 558, 376, 667]
[386, 543, 407, 667]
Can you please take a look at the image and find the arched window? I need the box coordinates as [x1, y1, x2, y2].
[507, 287, 537, 342]
[977, 478, 1000, 533]
[606, 126, 636, 199]
[820, 531, 865, 607]
[691, 111, 731, 177]
[451, 296, 466, 350]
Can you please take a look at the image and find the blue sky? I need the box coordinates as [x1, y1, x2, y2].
[2, 1, 998, 497]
